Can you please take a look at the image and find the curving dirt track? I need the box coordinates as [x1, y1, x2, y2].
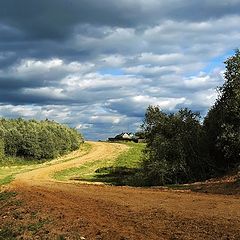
[5, 142, 240, 239]
[12, 141, 128, 186]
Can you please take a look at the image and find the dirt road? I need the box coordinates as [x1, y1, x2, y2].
[4, 142, 240, 240]
[12, 141, 128, 186]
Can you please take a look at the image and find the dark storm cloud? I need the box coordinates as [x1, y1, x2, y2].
[0, 0, 239, 62]
[0, 0, 240, 139]
[0, 77, 42, 89]
[1, 0, 240, 40]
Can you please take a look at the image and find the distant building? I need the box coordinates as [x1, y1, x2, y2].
[108, 132, 145, 143]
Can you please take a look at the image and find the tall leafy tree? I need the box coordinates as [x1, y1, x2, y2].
[204, 50, 240, 170]
[141, 107, 208, 185]
[0, 126, 5, 160]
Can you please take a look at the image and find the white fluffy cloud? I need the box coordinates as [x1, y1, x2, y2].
[0, 1, 239, 139]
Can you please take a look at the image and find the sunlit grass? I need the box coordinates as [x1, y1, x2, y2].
[54, 142, 145, 184]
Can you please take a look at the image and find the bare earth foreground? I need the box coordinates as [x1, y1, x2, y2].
[2, 142, 240, 240]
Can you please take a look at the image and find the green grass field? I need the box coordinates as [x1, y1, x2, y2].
[54, 142, 145, 185]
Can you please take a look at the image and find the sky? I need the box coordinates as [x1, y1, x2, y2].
[0, 0, 240, 140]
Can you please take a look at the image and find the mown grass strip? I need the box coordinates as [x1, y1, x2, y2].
[0, 175, 15, 186]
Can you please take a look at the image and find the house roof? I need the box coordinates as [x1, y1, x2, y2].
[114, 132, 135, 139]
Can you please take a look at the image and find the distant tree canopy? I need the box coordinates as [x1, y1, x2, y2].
[0, 118, 83, 161]
[140, 50, 240, 186]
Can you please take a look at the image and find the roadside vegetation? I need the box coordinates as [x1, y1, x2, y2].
[0, 118, 85, 186]
[0, 118, 83, 162]
[54, 142, 145, 185]
[137, 50, 240, 186]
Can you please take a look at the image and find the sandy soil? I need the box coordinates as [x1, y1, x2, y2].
[2, 142, 240, 240]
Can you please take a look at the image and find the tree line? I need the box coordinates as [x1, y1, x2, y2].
[138, 50, 240, 186]
[0, 118, 83, 161]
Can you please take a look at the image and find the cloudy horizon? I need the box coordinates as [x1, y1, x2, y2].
[0, 0, 240, 140]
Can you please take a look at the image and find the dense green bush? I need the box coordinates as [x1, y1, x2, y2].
[140, 107, 210, 185]
[0, 127, 5, 160]
[0, 139, 4, 160]
[0, 118, 83, 161]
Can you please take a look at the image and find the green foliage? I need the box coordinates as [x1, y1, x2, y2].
[0, 118, 83, 162]
[0, 139, 4, 160]
[204, 49, 240, 170]
[141, 107, 210, 185]
[0, 127, 5, 160]
[135, 131, 145, 139]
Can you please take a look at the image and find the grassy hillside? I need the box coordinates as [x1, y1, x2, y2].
[54, 142, 145, 185]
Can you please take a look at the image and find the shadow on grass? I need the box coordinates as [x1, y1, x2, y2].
[70, 167, 240, 195]
[70, 166, 140, 186]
